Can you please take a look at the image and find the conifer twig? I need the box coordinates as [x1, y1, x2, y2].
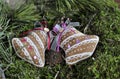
[3, 63, 12, 72]
[54, 71, 59, 79]
[0, 67, 6, 79]
[84, 13, 96, 33]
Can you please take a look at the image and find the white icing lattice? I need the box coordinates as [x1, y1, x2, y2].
[24, 37, 44, 66]
[13, 38, 34, 63]
[31, 32, 44, 49]
[40, 31, 47, 40]
[65, 52, 93, 65]
[60, 33, 85, 47]
[61, 27, 75, 36]
[65, 38, 99, 54]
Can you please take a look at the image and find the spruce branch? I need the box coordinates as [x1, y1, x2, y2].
[84, 13, 96, 33]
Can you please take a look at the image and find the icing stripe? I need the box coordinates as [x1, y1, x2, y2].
[34, 31, 46, 47]
[62, 35, 97, 50]
[40, 31, 47, 40]
[65, 52, 92, 65]
[61, 33, 85, 47]
[65, 38, 99, 54]
[61, 27, 75, 36]
[24, 37, 43, 66]
[66, 43, 96, 57]
[31, 32, 44, 49]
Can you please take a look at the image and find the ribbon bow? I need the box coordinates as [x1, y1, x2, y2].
[52, 17, 77, 52]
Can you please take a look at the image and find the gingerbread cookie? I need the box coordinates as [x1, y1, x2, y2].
[12, 30, 47, 67]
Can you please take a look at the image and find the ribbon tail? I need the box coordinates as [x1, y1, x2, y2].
[56, 32, 62, 52]
[47, 32, 51, 50]
[56, 45, 59, 52]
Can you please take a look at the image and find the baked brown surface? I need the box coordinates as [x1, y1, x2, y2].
[12, 30, 47, 67]
[66, 42, 96, 57]
[62, 35, 97, 50]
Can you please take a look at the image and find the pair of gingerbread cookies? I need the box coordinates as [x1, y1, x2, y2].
[12, 23, 99, 67]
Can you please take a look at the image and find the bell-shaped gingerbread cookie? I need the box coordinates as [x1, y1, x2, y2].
[60, 27, 99, 65]
[12, 30, 47, 67]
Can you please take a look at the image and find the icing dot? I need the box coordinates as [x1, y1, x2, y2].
[68, 44, 70, 48]
[28, 45, 33, 50]
[74, 50, 76, 53]
[73, 40, 75, 42]
[35, 61, 38, 64]
[76, 39, 80, 44]
[85, 36, 89, 40]
[34, 56, 37, 59]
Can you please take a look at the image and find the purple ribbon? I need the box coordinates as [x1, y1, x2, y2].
[53, 23, 79, 52]
[53, 27, 59, 34]
[55, 23, 67, 52]
[56, 32, 63, 52]
[62, 23, 66, 28]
